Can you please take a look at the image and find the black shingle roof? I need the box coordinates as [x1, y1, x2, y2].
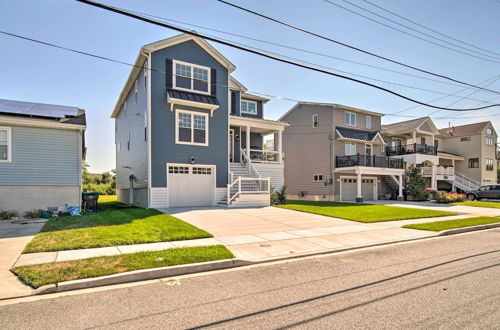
[167, 89, 219, 106]
[336, 126, 378, 141]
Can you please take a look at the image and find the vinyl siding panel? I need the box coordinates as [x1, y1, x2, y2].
[115, 67, 148, 190]
[282, 104, 333, 196]
[150, 40, 229, 188]
[334, 109, 381, 131]
[0, 125, 81, 185]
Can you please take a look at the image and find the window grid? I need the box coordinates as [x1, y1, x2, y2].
[344, 112, 356, 126]
[345, 142, 356, 156]
[168, 166, 190, 174]
[241, 100, 257, 114]
[468, 158, 479, 168]
[313, 175, 323, 182]
[176, 111, 208, 146]
[486, 159, 494, 171]
[0, 129, 9, 161]
[173, 61, 210, 94]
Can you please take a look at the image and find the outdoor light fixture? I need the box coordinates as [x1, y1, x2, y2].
[189, 157, 196, 164]
[235, 134, 240, 141]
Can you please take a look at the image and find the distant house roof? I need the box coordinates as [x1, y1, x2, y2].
[438, 121, 490, 138]
[336, 126, 385, 143]
[0, 98, 86, 126]
[167, 89, 219, 106]
[381, 117, 437, 135]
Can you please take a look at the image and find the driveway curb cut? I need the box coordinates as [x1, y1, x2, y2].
[34, 259, 252, 295]
[438, 222, 500, 236]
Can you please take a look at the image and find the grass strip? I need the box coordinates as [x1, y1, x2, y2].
[453, 201, 500, 209]
[402, 217, 500, 231]
[12, 245, 234, 288]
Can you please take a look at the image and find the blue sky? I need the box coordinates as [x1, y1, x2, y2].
[1, 0, 499, 172]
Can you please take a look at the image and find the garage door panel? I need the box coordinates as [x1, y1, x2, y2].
[341, 177, 375, 201]
[167, 165, 214, 207]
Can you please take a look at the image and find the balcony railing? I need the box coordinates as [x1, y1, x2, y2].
[422, 166, 455, 177]
[242, 148, 281, 163]
[336, 154, 403, 169]
[385, 144, 437, 156]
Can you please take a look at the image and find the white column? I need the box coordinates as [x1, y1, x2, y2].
[398, 174, 404, 200]
[246, 126, 250, 160]
[277, 130, 283, 164]
[356, 170, 362, 202]
[431, 164, 437, 189]
[451, 159, 456, 191]
[412, 131, 417, 144]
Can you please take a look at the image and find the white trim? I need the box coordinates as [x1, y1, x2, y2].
[366, 115, 372, 129]
[344, 142, 356, 156]
[172, 59, 211, 95]
[312, 114, 319, 128]
[146, 54, 153, 208]
[344, 111, 357, 126]
[229, 76, 247, 92]
[240, 99, 257, 115]
[0, 126, 12, 163]
[167, 97, 219, 116]
[166, 163, 216, 208]
[0, 115, 85, 130]
[241, 92, 269, 103]
[229, 128, 235, 162]
[313, 174, 323, 182]
[175, 109, 209, 146]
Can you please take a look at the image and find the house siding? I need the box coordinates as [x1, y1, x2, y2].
[282, 104, 333, 197]
[150, 40, 229, 188]
[115, 68, 149, 192]
[0, 125, 81, 185]
[334, 108, 381, 131]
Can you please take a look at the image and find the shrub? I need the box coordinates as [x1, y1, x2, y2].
[270, 185, 287, 205]
[82, 183, 115, 195]
[24, 210, 40, 219]
[404, 166, 429, 201]
[435, 191, 466, 203]
[0, 210, 17, 220]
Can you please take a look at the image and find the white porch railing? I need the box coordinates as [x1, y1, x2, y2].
[422, 166, 455, 177]
[454, 172, 480, 191]
[242, 148, 282, 163]
[226, 177, 271, 205]
[241, 149, 261, 178]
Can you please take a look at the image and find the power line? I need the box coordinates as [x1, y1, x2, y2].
[75, 0, 500, 111]
[323, 0, 500, 63]
[215, 0, 500, 95]
[360, 0, 500, 58]
[130, 9, 473, 90]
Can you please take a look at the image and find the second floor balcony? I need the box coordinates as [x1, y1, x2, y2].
[336, 154, 404, 169]
[385, 143, 437, 157]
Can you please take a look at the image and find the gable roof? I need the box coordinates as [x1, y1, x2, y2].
[438, 121, 492, 138]
[336, 126, 385, 143]
[381, 117, 438, 135]
[112, 33, 237, 118]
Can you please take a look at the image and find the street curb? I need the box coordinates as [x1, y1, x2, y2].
[34, 259, 252, 295]
[438, 222, 500, 236]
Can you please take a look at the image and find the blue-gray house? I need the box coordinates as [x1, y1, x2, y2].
[0, 99, 86, 215]
[113, 33, 286, 208]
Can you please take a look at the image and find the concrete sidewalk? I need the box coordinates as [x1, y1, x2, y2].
[0, 219, 46, 299]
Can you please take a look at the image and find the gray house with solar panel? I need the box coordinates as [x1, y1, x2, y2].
[0, 99, 86, 215]
[113, 33, 287, 209]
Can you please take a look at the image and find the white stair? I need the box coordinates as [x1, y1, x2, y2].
[452, 172, 480, 192]
[224, 163, 270, 208]
[230, 162, 259, 181]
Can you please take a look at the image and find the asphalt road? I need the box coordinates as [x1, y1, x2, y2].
[1, 229, 499, 329]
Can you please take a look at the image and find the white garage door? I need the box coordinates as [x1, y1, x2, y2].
[341, 177, 375, 201]
[168, 164, 215, 207]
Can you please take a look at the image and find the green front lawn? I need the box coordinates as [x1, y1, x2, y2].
[12, 245, 234, 288]
[24, 196, 212, 253]
[276, 200, 457, 222]
[403, 217, 500, 231]
[453, 201, 500, 209]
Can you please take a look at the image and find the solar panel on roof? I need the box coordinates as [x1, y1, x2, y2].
[0, 99, 79, 119]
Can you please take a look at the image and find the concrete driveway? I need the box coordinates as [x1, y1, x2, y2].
[164, 206, 468, 261]
[0, 219, 46, 299]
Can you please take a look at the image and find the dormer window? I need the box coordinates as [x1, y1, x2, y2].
[344, 112, 356, 126]
[173, 60, 210, 94]
[241, 100, 257, 114]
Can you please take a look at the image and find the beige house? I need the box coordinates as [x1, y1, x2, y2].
[281, 102, 498, 202]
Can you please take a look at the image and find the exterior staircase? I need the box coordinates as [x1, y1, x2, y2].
[382, 175, 400, 199]
[452, 172, 480, 192]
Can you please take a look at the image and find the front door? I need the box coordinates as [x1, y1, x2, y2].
[229, 129, 234, 162]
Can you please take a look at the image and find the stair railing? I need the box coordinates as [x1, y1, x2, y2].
[241, 149, 261, 178]
[226, 177, 271, 205]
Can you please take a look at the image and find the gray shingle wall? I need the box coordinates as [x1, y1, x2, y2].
[333, 108, 381, 131]
[150, 40, 229, 188]
[115, 68, 148, 190]
[0, 125, 81, 185]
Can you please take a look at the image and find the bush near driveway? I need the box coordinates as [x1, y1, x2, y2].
[12, 245, 234, 288]
[403, 217, 500, 231]
[276, 200, 456, 222]
[24, 196, 212, 253]
[435, 191, 466, 203]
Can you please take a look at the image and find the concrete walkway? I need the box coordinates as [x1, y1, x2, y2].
[0, 219, 46, 299]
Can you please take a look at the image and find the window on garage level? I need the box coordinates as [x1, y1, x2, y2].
[176, 110, 208, 146]
[313, 174, 323, 182]
[168, 166, 190, 174]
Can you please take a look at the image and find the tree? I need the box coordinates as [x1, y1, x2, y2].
[82, 161, 91, 185]
[101, 171, 112, 184]
[403, 166, 429, 201]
